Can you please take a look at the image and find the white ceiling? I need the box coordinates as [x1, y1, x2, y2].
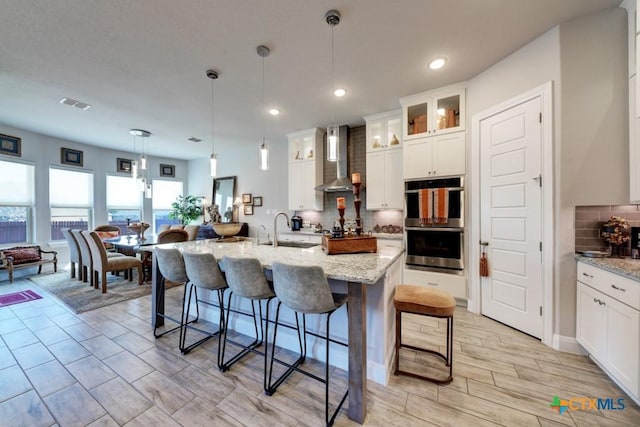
[0, 0, 621, 160]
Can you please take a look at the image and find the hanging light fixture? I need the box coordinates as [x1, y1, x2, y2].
[206, 69, 219, 177]
[130, 129, 151, 193]
[257, 44, 270, 171]
[325, 9, 341, 162]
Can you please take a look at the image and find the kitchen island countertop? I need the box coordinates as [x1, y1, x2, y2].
[150, 238, 404, 285]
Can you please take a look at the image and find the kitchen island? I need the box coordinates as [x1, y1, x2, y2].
[146, 238, 404, 424]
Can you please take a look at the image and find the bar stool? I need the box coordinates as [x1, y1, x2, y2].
[181, 252, 227, 354]
[153, 247, 195, 344]
[268, 261, 348, 427]
[218, 256, 274, 380]
[394, 285, 455, 384]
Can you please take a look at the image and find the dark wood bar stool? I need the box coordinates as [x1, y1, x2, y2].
[394, 284, 455, 384]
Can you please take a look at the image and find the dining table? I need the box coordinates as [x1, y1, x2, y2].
[104, 234, 160, 281]
[142, 238, 404, 424]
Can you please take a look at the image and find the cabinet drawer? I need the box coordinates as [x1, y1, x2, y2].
[402, 268, 466, 299]
[578, 262, 640, 310]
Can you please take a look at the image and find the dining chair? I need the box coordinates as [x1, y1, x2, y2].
[157, 224, 171, 233]
[94, 224, 121, 251]
[268, 261, 349, 426]
[82, 230, 143, 293]
[181, 251, 227, 353]
[184, 224, 200, 241]
[61, 228, 81, 280]
[157, 229, 189, 243]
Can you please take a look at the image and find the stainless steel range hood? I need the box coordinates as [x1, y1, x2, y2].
[315, 126, 353, 192]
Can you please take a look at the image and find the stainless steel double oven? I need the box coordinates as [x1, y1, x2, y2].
[404, 176, 464, 274]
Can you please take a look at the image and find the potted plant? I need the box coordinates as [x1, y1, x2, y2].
[168, 195, 202, 225]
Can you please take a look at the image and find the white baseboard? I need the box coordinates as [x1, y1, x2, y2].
[552, 333, 585, 354]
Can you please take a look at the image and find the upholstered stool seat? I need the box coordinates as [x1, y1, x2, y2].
[394, 285, 455, 384]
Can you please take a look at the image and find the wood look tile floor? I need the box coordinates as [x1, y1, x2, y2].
[1, 277, 639, 426]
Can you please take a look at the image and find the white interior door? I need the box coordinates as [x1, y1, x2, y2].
[480, 96, 543, 339]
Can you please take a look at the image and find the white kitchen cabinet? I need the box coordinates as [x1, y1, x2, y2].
[576, 261, 640, 404]
[403, 268, 466, 300]
[402, 133, 465, 180]
[366, 148, 403, 209]
[287, 128, 324, 211]
[399, 84, 465, 141]
[364, 110, 404, 210]
[364, 110, 402, 152]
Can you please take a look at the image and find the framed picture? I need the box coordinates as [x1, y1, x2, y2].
[61, 147, 83, 167]
[160, 164, 175, 177]
[253, 196, 263, 207]
[0, 133, 21, 157]
[117, 158, 132, 173]
[242, 193, 252, 204]
[244, 205, 254, 215]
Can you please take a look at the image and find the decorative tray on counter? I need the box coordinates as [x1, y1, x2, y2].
[321, 235, 377, 255]
[578, 250, 609, 258]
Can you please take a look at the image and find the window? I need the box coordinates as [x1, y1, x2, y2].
[106, 175, 142, 234]
[0, 160, 35, 245]
[152, 179, 182, 231]
[49, 167, 93, 240]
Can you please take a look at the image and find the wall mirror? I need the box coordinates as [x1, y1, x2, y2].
[212, 176, 236, 223]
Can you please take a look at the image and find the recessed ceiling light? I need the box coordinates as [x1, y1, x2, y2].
[429, 57, 447, 70]
[269, 108, 280, 116]
[59, 97, 91, 110]
[334, 88, 346, 97]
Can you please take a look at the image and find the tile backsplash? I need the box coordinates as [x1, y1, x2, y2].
[575, 205, 640, 253]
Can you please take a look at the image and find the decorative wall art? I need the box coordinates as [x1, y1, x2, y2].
[160, 164, 175, 177]
[253, 196, 263, 207]
[117, 158, 132, 173]
[244, 205, 254, 215]
[242, 193, 252, 204]
[61, 147, 83, 166]
[0, 134, 21, 157]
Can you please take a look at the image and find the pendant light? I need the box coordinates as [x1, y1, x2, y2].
[257, 44, 270, 171]
[130, 129, 151, 192]
[326, 9, 341, 162]
[207, 69, 219, 177]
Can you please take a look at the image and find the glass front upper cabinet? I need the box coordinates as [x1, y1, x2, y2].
[364, 109, 402, 152]
[400, 85, 465, 141]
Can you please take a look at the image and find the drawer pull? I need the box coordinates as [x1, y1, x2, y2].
[582, 272, 593, 279]
[611, 284, 626, 292]
[427, 282, 438, 286]
[593, 297, 606, 306]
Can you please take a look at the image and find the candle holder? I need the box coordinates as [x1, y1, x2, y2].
[338, 208, 345, 234]
[352, 182, 362, 236]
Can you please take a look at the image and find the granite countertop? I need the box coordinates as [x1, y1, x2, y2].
[577, 256, 640, 282]
[151, 239, 404, 285]
[279, 229, 403, 241]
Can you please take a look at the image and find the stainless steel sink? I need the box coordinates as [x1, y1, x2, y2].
[260, 241, 319, 248]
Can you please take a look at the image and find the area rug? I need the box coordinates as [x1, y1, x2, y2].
[0, 289, 42, 308]
[28, 271, 179, 314]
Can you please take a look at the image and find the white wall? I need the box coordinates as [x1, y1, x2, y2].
[0, 123, 188, 246]
[467, 7, 628, 340]
[187, 135, 289, 235]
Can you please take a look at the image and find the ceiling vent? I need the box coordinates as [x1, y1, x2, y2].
[187, 137, 202, 143]
[59, 97, 91, 110]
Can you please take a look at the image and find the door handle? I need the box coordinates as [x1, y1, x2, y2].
[479, 241, 489, 247]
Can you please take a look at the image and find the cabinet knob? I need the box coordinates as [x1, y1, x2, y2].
[611, 284, 626, 292]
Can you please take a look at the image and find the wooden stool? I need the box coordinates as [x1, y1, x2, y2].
[394, 285, 455, 384]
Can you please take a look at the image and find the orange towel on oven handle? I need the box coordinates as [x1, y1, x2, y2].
[418, 189, 433, 225]
[434, 188, 449, 224]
